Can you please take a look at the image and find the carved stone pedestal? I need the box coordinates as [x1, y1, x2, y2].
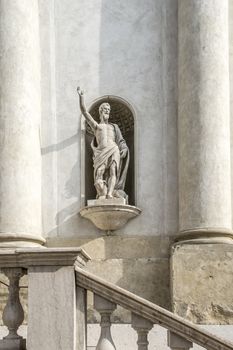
[80, 199, 141, 231]
[0, 338, 26, 350]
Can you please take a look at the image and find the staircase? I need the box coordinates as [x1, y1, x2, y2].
[0, 248, 233, 350]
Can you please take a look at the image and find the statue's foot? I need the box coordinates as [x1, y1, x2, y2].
[106, 194, 113, 199]
[99, 195, 106, 200]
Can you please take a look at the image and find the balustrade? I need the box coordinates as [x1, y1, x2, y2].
[0, 268, 26, 350]
[131, 313, 153, 350]
[76, 266, 233, 350]
[94, 294, 117, 350]
[0, 251, 233, 350]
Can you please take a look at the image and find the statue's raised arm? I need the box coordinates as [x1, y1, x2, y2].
[77, 87, 98, 131]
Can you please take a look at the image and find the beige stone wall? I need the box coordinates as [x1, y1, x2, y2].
[171, 244, 233, 324]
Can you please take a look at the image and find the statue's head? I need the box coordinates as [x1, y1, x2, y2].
[99, 103, 111, 122]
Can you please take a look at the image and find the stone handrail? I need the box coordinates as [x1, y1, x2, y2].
[75, 266, 233, 350]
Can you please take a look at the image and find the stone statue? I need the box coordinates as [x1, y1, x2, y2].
[77, 87, 129, 201]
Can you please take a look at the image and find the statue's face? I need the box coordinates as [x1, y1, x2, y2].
[100, 104, 110, 122]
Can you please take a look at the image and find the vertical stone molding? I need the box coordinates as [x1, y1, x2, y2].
[178, 0, 233, 243]
[94, 294, 117, 350]
[131, 313, 153, 350]
[0, 268, 26, 350]
[0, 0, 45, 247]
[76, 286, 87, 350]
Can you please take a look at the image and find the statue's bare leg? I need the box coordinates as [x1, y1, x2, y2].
[95, 164, 107, 199]
[107, 162, 117, 198]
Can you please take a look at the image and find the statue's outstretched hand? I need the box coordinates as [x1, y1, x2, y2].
[77, 86, 84, 96]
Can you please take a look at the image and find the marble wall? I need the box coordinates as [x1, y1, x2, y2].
[37, 0, 178, 312]
[39, 0, 178, 242]
[229, 0, 233, 228]
[36, 0, 178, 312]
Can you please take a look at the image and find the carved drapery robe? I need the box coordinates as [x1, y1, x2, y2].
[91, 123, 129, 197]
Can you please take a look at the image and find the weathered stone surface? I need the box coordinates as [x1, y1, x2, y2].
[86, 257, 170, 322]
[46, 236, 171, 260]
[171, 244, 233, 324]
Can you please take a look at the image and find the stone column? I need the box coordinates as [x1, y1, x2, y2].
[178, 0, 232, 243]
[0, 0, 45, 247]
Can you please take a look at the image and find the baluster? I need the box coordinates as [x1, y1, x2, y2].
[94, 294, 117, 350]
[167, 330, 192, 350]
[0, 268, 26, 350]
[131, 313, 153, 350]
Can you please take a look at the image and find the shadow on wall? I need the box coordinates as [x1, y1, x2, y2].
[41, 132, 81, 227]
[41, 133, 78, 155]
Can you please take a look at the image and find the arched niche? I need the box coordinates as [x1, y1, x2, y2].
[81, 95, 136, 206]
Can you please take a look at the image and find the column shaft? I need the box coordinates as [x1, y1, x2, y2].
[0, 0, 45, 246]
[178, 0, 232, 242]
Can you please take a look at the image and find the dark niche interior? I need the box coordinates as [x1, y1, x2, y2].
[85, 96, 135, 205]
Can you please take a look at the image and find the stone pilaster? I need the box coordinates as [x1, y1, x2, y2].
[0, 0, 44, 247]
[178, 0, 232, 243]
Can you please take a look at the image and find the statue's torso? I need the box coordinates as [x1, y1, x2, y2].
[95, 123, 117, 149]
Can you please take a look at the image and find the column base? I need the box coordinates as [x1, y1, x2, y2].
[170, 242, 233, 324]
[175, 228, 233, 245]
[0, 233, 46, 248]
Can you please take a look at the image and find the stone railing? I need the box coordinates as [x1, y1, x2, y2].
[0, 248, 90, 350]
[75, 266, 233, 350]
[0, 248, 233, 350]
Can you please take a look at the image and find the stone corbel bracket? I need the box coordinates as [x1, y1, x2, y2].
[80, 204, 141, 231]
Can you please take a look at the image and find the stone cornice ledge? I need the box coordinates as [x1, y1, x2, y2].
[0, 248, 91, 269]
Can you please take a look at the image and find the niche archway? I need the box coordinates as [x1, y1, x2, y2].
[83, 95, 136, 206]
